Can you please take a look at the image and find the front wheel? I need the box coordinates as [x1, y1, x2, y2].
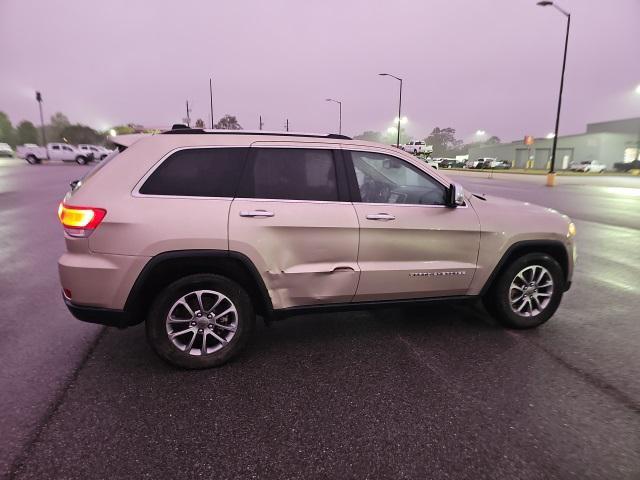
[146, 274, 255, 369]
[483, 253, 564, 329]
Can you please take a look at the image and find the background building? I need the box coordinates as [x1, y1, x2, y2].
[468, 117, 640, 169]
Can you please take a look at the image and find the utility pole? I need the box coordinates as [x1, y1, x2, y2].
[185, 100, 192, 127]
[209, 78, 214, 129]
[285, 119, 289, 132]
[259, 115, 264, 130]
[35, 91, 48, 159]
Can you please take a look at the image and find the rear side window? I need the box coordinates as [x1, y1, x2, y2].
[140, 148, 248, 197]
[239, 148, 338, 201]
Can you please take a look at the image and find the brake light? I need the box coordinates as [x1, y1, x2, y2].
[58, 203, 106, 237]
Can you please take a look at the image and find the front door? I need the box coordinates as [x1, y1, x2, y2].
[229, 143, 360, 310]
[344, 148, 481, 302]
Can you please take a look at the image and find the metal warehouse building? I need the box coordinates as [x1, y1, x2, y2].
[468, 117, 640, 170]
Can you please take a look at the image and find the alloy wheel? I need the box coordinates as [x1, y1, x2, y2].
[508, 265, 554, 317]
[165, 289, 238, 356]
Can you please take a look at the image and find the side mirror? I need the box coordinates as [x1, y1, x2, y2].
[447, 182, 465, 207]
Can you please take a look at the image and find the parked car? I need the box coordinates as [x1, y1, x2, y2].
[78, 144, 113, 161]
[570, 160, 606, 173]
[58, 128, 576, 368]
[401, 141, 432, 155]
[0, 142, 14, 157]
[613, 159, 640, 172]
[16, 143, 90, 165]
[424, 158, 439, 169]
[484, 159, 511, 169]
[465, 157, 495, 169]
[439, 158, 466, 169]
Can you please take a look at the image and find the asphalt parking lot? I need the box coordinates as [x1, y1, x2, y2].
[1, 158, 639, 479]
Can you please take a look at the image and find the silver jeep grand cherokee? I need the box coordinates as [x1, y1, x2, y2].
[58, 127, 576, 368]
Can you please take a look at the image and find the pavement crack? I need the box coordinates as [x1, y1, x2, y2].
[6, 327, 107, 479]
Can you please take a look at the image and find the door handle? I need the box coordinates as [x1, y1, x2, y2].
[239, 210, 275, 218]
[366, 213, 395, 221]
[331, 265, 356, 272]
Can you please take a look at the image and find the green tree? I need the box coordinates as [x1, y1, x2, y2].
[353, 130, 382, 142]
[213, 114, 242, 130]
[424, 127, 463, 157]
[194, 118, 205, 128]
[47, 112, 71, 142]
[0, 111, 16, 147]
[59, 124, 106, 145]
[485, 135, 501, 145]
[15, 121, 39, 145]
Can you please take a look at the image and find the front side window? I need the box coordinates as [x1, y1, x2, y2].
[348, 151, 446, 205]
[139, 148, 248, 197]
[52, 145, 60, 150]
[63, 146, 73, 151]
[239, 148, 338, 201]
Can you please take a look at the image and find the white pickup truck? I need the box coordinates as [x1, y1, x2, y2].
[401, 141, 433, 155]
[16, 143, 90, 165]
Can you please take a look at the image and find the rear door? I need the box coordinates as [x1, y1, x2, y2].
[344, 147, 481, 302]
[229, 142, 359, 310]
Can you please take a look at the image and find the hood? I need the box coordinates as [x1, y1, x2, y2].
[468, 192, 572, 236]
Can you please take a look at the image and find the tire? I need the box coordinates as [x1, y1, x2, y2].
[26, 155, 38, 165]
[146, 274, 255, 369]
[76, 156, 87, 165]
[483, 253, 564, 329]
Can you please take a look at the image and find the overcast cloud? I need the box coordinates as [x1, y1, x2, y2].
[1, 0, 638, 141]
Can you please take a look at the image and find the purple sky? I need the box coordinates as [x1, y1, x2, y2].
[1, 0, 639, 142]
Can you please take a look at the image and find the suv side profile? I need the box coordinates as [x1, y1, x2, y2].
[58, 129, 576, 368]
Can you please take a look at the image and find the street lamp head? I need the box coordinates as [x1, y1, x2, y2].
[476, 130, 486, 136]
[537, 1, 553, 6]
[635, 84, 640, 95]
[378, 73, 389, 76]
[36, 91, 42, 102]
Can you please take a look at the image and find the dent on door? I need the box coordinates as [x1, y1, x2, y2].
[229, 200, 360, 309]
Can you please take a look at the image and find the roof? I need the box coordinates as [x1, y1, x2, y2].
[162, 126, 352, 140]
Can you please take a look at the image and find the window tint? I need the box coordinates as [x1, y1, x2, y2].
[349, 151, 446, 205]
[139, 148, 247, 197]
[240, 148, 338, 201]
[52, 145, 60, 150]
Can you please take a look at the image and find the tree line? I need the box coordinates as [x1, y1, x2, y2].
[0, 111, 108, 147]
[0, 111, 244, 149]
[354, 127, 500, 157]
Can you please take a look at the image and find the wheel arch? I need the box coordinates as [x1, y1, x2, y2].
[124, 250, 273, 325]
[480, 240, 570, 296]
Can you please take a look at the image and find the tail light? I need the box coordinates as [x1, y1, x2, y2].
[58, 203, 107, 238]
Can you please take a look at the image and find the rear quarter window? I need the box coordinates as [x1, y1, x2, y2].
[139, 147, 248, 197]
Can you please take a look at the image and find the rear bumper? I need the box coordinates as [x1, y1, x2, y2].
[64, 295, 135, 328]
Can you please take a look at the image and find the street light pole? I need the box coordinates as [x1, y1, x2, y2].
[537, 1, 571, 186]
[35, 91, 48, 159]
[209, 78, 214, 129]
[325, 98, 342, 134]
[379, 73, 403, 148]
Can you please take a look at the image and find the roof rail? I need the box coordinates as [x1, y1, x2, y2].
[161, 127, 352, 140]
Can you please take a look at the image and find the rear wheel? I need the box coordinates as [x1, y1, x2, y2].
[26, 155, 38, 164]
[483, 253, 564, 329]
[146, 274, 255, 369]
